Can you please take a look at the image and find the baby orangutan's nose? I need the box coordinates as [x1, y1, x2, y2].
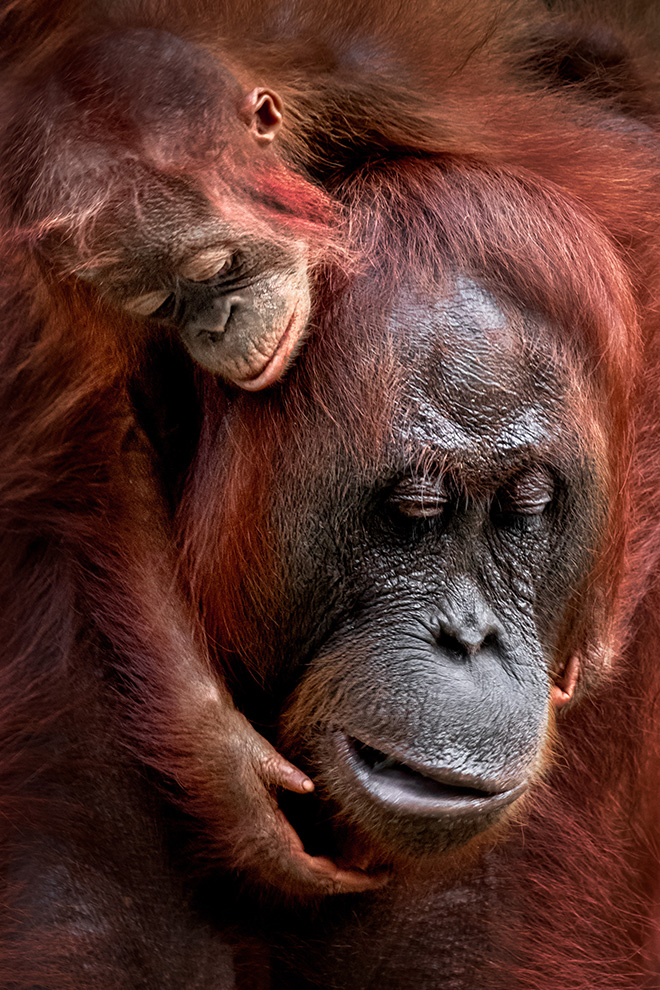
[188, 293, 244, 339]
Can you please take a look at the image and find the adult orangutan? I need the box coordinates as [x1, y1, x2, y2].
[1, 2, 660, 989]
[0, 0, 577, 909]
[179, 140, 660, 989]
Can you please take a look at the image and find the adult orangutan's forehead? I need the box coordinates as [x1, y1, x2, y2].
[378, 278, 603, 478]
[389, 278, 583, 401]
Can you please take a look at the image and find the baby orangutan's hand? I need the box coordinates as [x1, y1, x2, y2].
[195, 702, 383, 900]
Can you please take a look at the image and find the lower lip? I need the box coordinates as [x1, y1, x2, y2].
[236, 305, 307, 392]
[336, 734, 528, 819]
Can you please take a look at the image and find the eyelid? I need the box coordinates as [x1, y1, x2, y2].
[509, 499, 550, 515]
[124, 289, 172, 316]
[502, 470, 554, 513]
[389, 478, 448, 518]
[179, 246, 232, 281]
[512, 477, 553, 499]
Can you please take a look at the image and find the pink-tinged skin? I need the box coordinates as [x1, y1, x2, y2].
[550, 654, 580, 708]
[275, 808, 388, 894]
[274, 751, 315, 794]
[263, 745, 386, 892]
[235, 300, 310, 392]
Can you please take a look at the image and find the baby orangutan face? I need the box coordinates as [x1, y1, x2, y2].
[83, 180, 313, 390]
[16, 24, 321, 390]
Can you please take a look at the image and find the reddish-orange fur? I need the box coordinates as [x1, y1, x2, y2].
[1, 2, 660, 988]
[0, 6, 353, 945]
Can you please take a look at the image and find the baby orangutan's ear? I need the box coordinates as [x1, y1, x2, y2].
[241, 87, 283, 144]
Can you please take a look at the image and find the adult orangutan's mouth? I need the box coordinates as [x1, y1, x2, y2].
[236, 304, 307, 391]
[337, 734, 528, 818]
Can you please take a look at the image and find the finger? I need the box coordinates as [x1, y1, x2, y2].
[263, 751, 314, 793]
[275, 810, 387, 895]
[288, 845, 388, 894]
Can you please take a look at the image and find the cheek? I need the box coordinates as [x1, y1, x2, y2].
[253, 265, 311, 323]
[232, 267, 312, 390]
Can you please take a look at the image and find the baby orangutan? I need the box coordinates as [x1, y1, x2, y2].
[13, 27, 333, 386]
[0, 27, 370, 896]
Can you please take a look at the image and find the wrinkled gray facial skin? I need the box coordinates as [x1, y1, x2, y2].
[266, 279, 608, 865]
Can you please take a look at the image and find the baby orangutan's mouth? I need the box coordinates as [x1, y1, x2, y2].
[236, 303, 309, 391]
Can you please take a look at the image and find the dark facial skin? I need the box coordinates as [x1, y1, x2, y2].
[251, 278, 608, 873]
[87, 184, 311, 388]
[21, 28, 313, 389]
